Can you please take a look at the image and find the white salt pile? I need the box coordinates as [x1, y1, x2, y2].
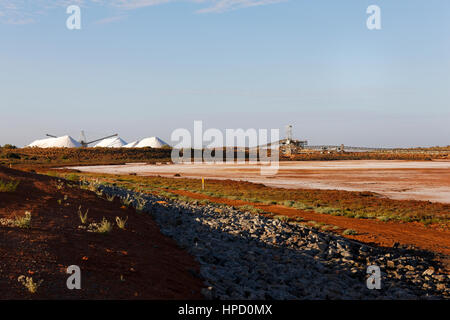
[124, 137, 169, 148]
[123, 140, 139, 148]
[26, 135, 82, 148]
[94, 137, 127, 148]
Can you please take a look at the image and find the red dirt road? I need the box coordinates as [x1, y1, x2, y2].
[0, 166, 203, 299]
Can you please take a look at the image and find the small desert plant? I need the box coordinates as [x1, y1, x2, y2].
[292, 202, 314, 210]
[16, 211, 32, 228]
[106, 194, 116, 202]
[95, 218, 113, 233]
[283, 200, 296, 207]
[1, 211, 32, 228]
[238, 205, 264, 214]
[89, 179, 101, 192]
[82, 218, 113, 234]
[342, 229, 358, 236]
[134, 196, 149, 213]
[79, 179, 102, 192]
[401, 216, 413, 223]
[198, 199, 211, 205]
[273, 215, 290, 222]
[316, 207, 340, 215]
[307, 220, 323, 229]
[344, 212, 356, 218]
[18, 275, 43, 294]
[56, 180, 65, 190]
[115, 216, 128, 229]
[66, 174, 79, 182]
[121, 194, 134, 207]
[78, 206, 89, 224]
[321, 224, 339, 231]
[0, 179, 20, 192]
[314, 221, 325, 228]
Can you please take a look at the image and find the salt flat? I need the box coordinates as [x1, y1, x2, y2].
[70, 160, 450, 204]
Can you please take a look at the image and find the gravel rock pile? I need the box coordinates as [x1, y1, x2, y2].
[99, 185, 449, 300]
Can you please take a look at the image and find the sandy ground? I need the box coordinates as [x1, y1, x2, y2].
[70, 160, 450, 204]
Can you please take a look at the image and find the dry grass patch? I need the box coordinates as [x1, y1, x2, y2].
[0, 178, 20, 192]
[0, 211, 32, 228]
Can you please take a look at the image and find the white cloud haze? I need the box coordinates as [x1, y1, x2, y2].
[0, 0, 286, 24]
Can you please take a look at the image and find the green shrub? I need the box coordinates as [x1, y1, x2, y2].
[0, 179, 20, 192]
[2, 144, 17, 149]
[316, 207, 339, 214]
[342, 229, 358, 235]
[238, 205, 265, 214]
[273, 215, 290, 222]
[5, 152, 20, 159]
[345, 212, 356, 218]
[283, 200, 295, 207]
[66, 174, 79, 182]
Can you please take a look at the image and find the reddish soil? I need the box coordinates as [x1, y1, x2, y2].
[169, 189, 450, 270]
[0, 166, 203, 299]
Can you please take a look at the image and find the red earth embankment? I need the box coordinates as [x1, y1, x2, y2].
[0, 166, 203, 299]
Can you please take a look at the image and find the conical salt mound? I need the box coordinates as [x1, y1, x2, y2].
[26, 135, 81, 148]
[94, 137, 127, 148]
[123, 140, 139, 148]
[27, 137, 55, 148]
[133, 137, 169, 148]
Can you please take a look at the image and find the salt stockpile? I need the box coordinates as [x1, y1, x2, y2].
[123, 140, 139, 148]
[26, 135, 81, 148]
[94, 137, 127, 148]
[27, 137, 55, 148]
[132, 137, 169, 148]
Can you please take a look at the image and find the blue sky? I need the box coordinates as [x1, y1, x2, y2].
[0, 0, 449, 147]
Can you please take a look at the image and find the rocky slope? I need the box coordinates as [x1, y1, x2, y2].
[98, 185, 449, 300]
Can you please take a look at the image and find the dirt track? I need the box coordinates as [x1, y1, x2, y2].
[71, 160, 450, 204]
